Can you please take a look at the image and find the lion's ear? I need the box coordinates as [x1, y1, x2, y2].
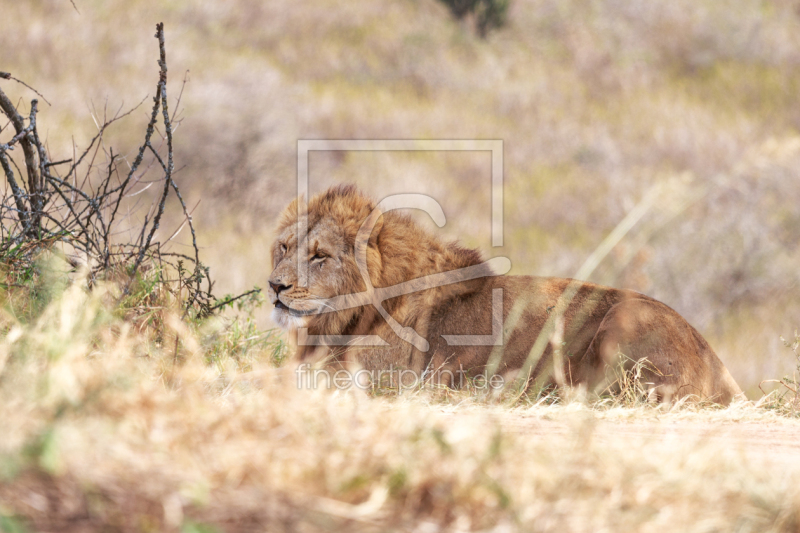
[368, 214, 384, 249]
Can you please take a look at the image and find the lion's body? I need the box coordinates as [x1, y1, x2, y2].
[421, 276, 742, 403]
[269, 185, 743, 404]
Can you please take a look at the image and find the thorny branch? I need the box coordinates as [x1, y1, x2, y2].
[0, 23, 238, 318]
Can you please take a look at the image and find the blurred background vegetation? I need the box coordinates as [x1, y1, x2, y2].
[3, 0, 800, 396]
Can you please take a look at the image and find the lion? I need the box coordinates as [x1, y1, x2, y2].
[268, 184, 743, 404]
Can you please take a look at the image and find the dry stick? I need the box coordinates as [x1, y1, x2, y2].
[168, 174, 204, 309]
[42, 137, 58, 177]
[171, 70, 190, 123]
[128, 22, 205, 312]
[63, 99, 144, 198]
[31, 102, 56, 234]
[97, 148, 116, 204]
[25, 101, 45, 235]
[0, 211, 36, 253]
[107, 99, 164, 270]
[0, 88, 40, 234]
[0, 152, 29, 226]
[78, 126, 106, 196]
[37, 212, 93, 254]
[22, 104, 41, 230]
[70, 136, 77, 204]
[45, 174, 105, 224]
[148, 31, 206, 313]
[145, 139, 204, 312]
[45, 179, 98, 254]
[151, 38, 200, 298]
[0, 122, 35, 152]
[136, 198, 159, 250]
[164, 198, 199, 244]
[90, 147, 117, 261]
[0, 202, 6, 243]
[56, 191, 95, 229]
[3, 155, 36, 242]
[130, 24, 171, 281]
[7, 154, 23, 180]
[208, 288, 263, 313]
[0, 72, 51, 106]
[45, 159, 72, 168]
[1, 81, 96, 257]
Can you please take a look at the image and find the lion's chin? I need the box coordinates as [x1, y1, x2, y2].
[271, 307, 312, 331]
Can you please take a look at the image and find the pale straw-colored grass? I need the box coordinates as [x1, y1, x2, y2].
[1, 284, 800, 532]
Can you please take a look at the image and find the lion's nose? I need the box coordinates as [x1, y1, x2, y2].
[269, 281, 291, 295]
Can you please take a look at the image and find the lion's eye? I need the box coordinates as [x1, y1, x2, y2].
[279, 243, 287, 254]
[311, 252, 327, 261]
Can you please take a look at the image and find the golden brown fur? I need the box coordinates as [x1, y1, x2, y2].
[269, 185, 743, 404]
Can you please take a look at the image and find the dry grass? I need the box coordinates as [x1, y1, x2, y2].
[1, 283, 800, 531]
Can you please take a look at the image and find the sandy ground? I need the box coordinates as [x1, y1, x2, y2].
[441, 408, 800, 471]
[509, 416, 800, 468]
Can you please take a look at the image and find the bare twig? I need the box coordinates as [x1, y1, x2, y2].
[0, 90, 42, 236]
[209, 288, 263, 313]
[131, 23, 171, 279]
[10, 75, 51, 106]
[0, 152, 29, 225]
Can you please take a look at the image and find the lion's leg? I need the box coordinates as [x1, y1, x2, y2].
[576, 298, 740, 404]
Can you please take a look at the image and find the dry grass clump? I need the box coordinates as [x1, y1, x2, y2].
[757, 330, 800, 417]
[1, 285, 800, 532]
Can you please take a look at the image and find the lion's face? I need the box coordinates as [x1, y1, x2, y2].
[268, 215, 364, 331]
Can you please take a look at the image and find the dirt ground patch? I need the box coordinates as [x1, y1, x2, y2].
[442, 406, 800, 471]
